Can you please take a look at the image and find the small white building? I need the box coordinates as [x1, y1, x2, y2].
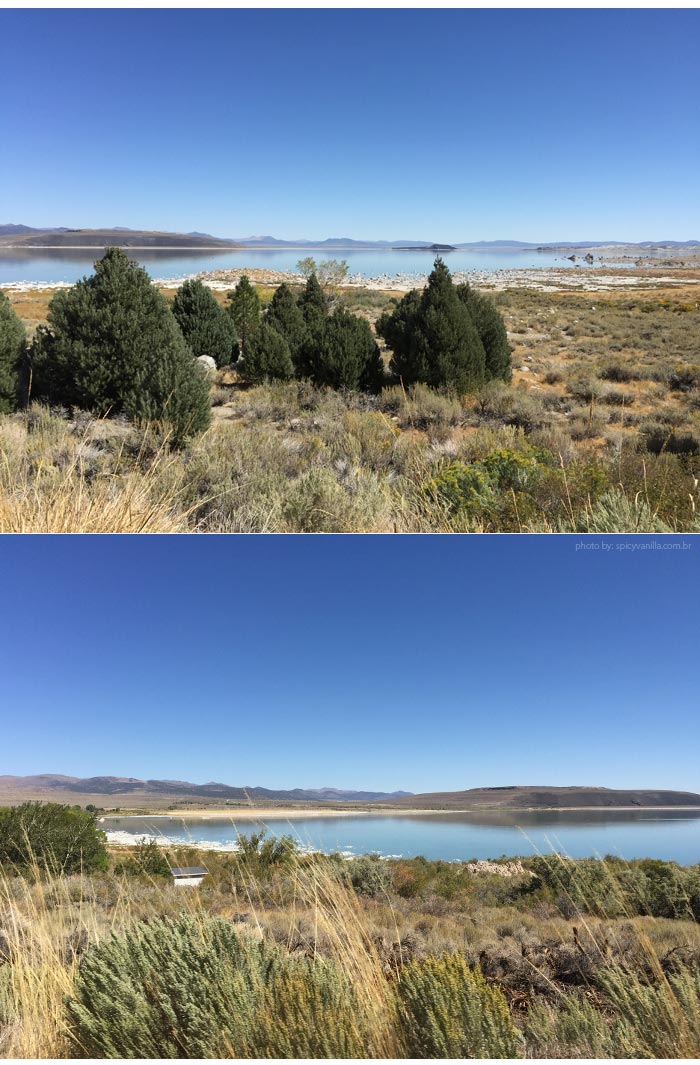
[170, 866, 207, 887]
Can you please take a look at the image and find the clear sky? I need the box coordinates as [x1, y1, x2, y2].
[1, 9, 699, 243]
[1, 535, 697, 794]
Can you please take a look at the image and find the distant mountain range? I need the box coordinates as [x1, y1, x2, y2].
[1, 225, 698, 252]
[376, 786, 700, 810]
[1, 777, 699, 811]
[0, 775, 411, 804]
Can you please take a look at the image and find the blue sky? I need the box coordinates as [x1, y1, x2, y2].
[1, 9, 699, 242]
[1, 535, 697, 794]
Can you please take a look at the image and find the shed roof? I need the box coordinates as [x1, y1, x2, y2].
[171, 866, 207, 877]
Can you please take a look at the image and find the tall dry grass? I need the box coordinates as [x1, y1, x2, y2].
[0, 408, 192, 533]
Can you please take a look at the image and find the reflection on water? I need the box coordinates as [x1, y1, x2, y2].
[101, 808, 700, 864]
[0, 246, 613, 285]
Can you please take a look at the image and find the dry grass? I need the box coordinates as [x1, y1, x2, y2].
[2, 841, 700, 1058]
[0, 408, 192, 533]
[3, 282, 700, 532]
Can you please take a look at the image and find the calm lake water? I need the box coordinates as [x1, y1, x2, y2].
[0, 247, 600, 286]
[101, 809, 700, 865]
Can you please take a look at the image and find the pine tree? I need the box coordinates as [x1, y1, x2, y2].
[172, 279, 237, 368]
[457, 283, 512, 382]
[226, 275, 260, 356]
[32, 248, 210, 441]
[0, 290, 26, 412]
[241, 323, 294, 384]
[265, 283, 308, 372]
[377, 258, 487, 393]
[305, 307, 384, 391]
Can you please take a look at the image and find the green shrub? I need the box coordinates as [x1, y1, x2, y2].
[226, 276, 261, 357]
[345, 856, 393, 898]
[0, 801, 108, 874]
[0, 290, 25, 412]
[642, 423, 700, 456]
[669, 364, 700, 392]
[114, 837, 171, 879]
[456, 283, 512, 382]
[377, 259, 486, 393]
[66, 915, 371, 1058]
[396, 953, 520, 1058]
[265, 284, 308, 371]
[240, 323, 294, 384]
[172, 279, 237, 368]
[31, 248, 210, 441]
[304, 307, 384, 392]
[423, 462, 494, 516]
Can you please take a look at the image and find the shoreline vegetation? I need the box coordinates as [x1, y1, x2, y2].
[2, 248, 700, 533]
[2, 800, 700, 1058]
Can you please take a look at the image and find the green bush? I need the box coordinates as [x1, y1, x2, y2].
[0, 290, 25, 412]
[31, 248, 210, 441]
[424, 462, 495, 516]
[226, 276, 261, 358]
[304, 307, 384, 391]
[114, 837, 171, 879]
[377, 259, 487, 393]
[669, 363, 700, 392]
[345, 856, 393, 898]
[396, 953, 520, 1058]
[66, 915, 371, 1057]
[456, 284, 512, 382]
[0, 801, 108, 874]
[265, 283, 308, 371]
[172, 279, 237, 368]
[240, 323, 294, 384]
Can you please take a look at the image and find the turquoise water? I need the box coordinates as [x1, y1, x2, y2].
[0, 246, 600, 285]
[102, 809, 700, 864]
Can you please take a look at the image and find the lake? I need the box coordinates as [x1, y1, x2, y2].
[0, 246, 601, 286]
[101, 809, 700, 865]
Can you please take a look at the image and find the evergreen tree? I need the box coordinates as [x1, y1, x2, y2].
[305, 307, 384, 391]
[32, 248, 210, 441]
[172, 279, 237, 368]
[265, 283, 308, 372]
[376, 258, 486, 393]
[376, 289, 425, 382]
[0, 290, 26, 412]
[456, 283, 512, 382]
[226, 276, 260, 357]
[297, 272, 327, 324]
[241, 322, 294, 384]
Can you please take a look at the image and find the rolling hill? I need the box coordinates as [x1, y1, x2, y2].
[0, 227, 239, 249]
[375, 786, 700, 810]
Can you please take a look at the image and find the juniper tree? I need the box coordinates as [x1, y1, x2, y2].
[172, 278, 237, 368]
[304, 307, 384, 391]
[226, 275, 260, 357]
[376, 258, 486, 393]
[265, 283, 307, 372]
[240, 322, 294, 384]
[31, 248, 211, 441]
[457, 283, 512, 382]
[298, 272, 328, 324]
[0, 290, 25, 412]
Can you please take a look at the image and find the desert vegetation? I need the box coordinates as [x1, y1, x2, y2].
[1, 802, 699, 1058]
[1, 252, 700, 531]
